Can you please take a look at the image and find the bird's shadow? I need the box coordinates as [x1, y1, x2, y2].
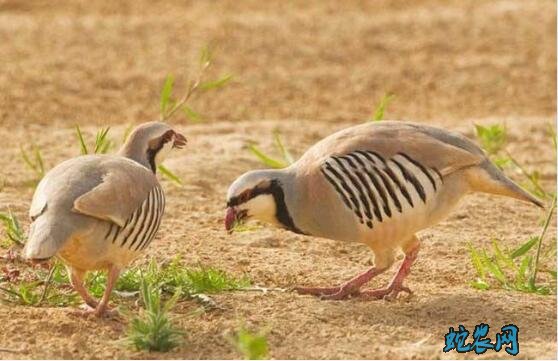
[347, 291, 556, 342]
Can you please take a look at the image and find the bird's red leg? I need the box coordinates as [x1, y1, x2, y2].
[295, 266, 387, 300]
[69, 268, 98, 309]
[360, 242, 419, 300]
[93, 265, 120, 317]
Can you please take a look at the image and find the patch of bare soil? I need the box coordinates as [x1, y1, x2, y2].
[0, 0, 556, 359]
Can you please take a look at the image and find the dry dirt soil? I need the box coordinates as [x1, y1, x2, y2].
[0, 0, 556, 359]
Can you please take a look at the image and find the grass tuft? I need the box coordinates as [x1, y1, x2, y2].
[247, 130, 294, 169]
[124, 276, 184, 352]
[20, 144, 45, 185]
[0, 209, 25, 247]
[86, 258, 250, 299]
[76, 125, 113, 155]
[467, 197, 556, 295]
[0, 262, 79, 306]
[157, 165, 183, 187]
[228, 326, 269, 360]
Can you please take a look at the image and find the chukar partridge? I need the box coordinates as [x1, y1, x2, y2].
[23, 122, 186, 316]
[225, 121, 542, 300]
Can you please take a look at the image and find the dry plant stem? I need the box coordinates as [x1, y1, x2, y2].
[505, 150, 547, 197]
[0, 347, 23, 353]
[530, 196, 556, 285]
[39, 264, 56, 305]
[161, 63, 209, 122]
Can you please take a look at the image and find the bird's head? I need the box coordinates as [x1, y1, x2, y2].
[119, 121, 187, 172]
[225, 170, 285, 232]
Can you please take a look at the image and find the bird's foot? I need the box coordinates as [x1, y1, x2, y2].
[71, 303, 118, 318]
[360, 284, 412, 301]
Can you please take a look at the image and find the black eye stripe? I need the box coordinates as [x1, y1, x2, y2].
[227, 184, 274, 207]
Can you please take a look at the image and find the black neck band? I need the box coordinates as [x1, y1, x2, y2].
[268, 180, 305, 235]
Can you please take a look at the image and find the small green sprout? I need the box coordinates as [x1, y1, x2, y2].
[0, 209, 25, 247]
[157, 165, 183, 187]
[467, 196, 556, 295]
[20, 144, 45, 183]
[159, 46, 232, 122]
[248, 130, 294, 169]
[124, 277, 184, 352]
[371, 93, 395, 121]
[76, 125, 113, 155]
[86, 258, 250, 299]
[228, 326, 269, 360]
[474, 124, 507, 155]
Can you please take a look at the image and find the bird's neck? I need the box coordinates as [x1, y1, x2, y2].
[118, 140, 155, 173]
[266, 169, 306, 235]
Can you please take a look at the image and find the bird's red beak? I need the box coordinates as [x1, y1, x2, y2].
[172, 132, 187, 149]
[225, 207, 236, 234]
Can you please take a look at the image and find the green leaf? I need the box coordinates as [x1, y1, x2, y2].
[200, 74, 233, 91]
[94, 127, 112, 154]
[157, 165, 183, 186]
[510, 236, 539, 259]
[247, 144, 287, 169]
[230, 327, 269, 360]
[545, 270, 557, 279]
[492, 239, 515, 270]
[160, 74, 175, 116]
[183, 106, 202, 123]
[273, 131, 294, 165]
[467, 243, 486, 279]
[474, 123, 507, 155]
[199, 45, 212, 67]
[486, 263, 507, 286]
[470, 279, 490, 290]
[371, 93, 394, 121]
[75, 125, 89, 155]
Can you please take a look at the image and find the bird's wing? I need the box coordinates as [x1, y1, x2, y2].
[299, 121, 485, 177]
[72, 158, 158, 227]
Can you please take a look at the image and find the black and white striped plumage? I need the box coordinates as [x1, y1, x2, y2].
[106, 185, 165, 252]
[321, 151, 443, 229]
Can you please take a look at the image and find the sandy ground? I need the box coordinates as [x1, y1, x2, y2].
[0, 0, 556, 359]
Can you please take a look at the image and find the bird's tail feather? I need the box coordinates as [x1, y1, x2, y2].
[466, 160, 544, 208]
[24, 216, 70, 260]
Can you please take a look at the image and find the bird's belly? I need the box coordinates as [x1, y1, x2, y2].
[57, 215, 161, 271]
[357, 178, 467, 247]
[58, 234, 143, 271]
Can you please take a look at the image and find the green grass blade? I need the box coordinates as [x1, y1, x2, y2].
[510, 236, 539, 259]
[160, 74, 175, 117]
[492, 239, 515, 270]
[273, 131, 294, 165]
[230, 327, 269, 360]
[157, 165, 183, 186]
[371, 93, 394, 121]
[75, 125, 89, 155]
[34, 145, 45, 176]
[94, 127, 111, 154]
[183, 106, 202, 123]
[200, 74, 233, 91]
[247, 144, 287, 169]
[199, 45, 212, 67]
[467, 243, 486, 279]
[530, 195, 556, 287]
[469, 279, 490, 290]
[480, 250, 507, 286]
